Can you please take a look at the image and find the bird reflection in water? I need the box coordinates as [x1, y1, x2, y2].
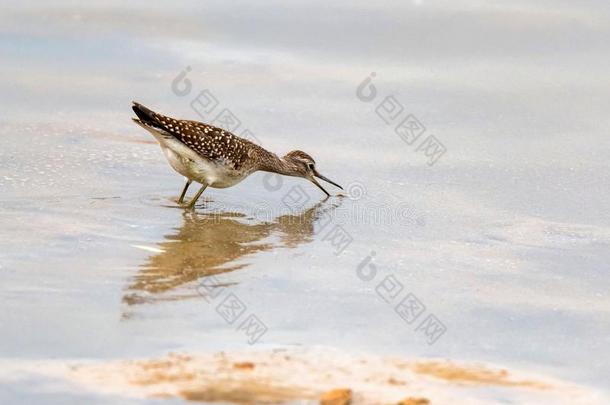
[123, 199, 341, 306]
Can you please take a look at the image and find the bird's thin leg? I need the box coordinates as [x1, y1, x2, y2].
[186, 184, 208, 209]
[177, 179, 192, 204]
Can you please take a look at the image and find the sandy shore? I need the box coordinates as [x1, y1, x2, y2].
[1, 348, 604, 404]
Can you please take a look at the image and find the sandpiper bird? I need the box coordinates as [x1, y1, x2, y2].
[131, 102, 342, 208]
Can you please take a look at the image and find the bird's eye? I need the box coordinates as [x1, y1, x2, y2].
[307, 163, 314, 170]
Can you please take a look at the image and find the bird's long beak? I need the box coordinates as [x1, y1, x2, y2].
[311, 171, 343, 196]
[314, 171, 343, 190]
[310, 177, 330, 197]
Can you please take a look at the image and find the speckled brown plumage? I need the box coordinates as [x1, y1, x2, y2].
[132, 103, 268, 172]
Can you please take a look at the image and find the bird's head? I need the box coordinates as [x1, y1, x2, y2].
[282, 150, 343, 197]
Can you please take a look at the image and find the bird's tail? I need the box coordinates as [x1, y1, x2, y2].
[132, 102, 164, 129]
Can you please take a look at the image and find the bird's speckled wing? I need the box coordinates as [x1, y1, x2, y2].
[168, 119, 256, 171]
[132, 103, 258, 171]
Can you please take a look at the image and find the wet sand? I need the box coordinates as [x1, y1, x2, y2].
[1, 348, 604, 404]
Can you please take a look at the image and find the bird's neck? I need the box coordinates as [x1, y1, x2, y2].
[254, 147, 299, 176]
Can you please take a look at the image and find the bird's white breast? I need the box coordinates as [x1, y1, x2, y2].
[160, 137, 246, 188]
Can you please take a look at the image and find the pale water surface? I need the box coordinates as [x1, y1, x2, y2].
[1, 0, 610, 403]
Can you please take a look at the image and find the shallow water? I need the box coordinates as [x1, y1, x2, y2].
[1, 0, 610, 403]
